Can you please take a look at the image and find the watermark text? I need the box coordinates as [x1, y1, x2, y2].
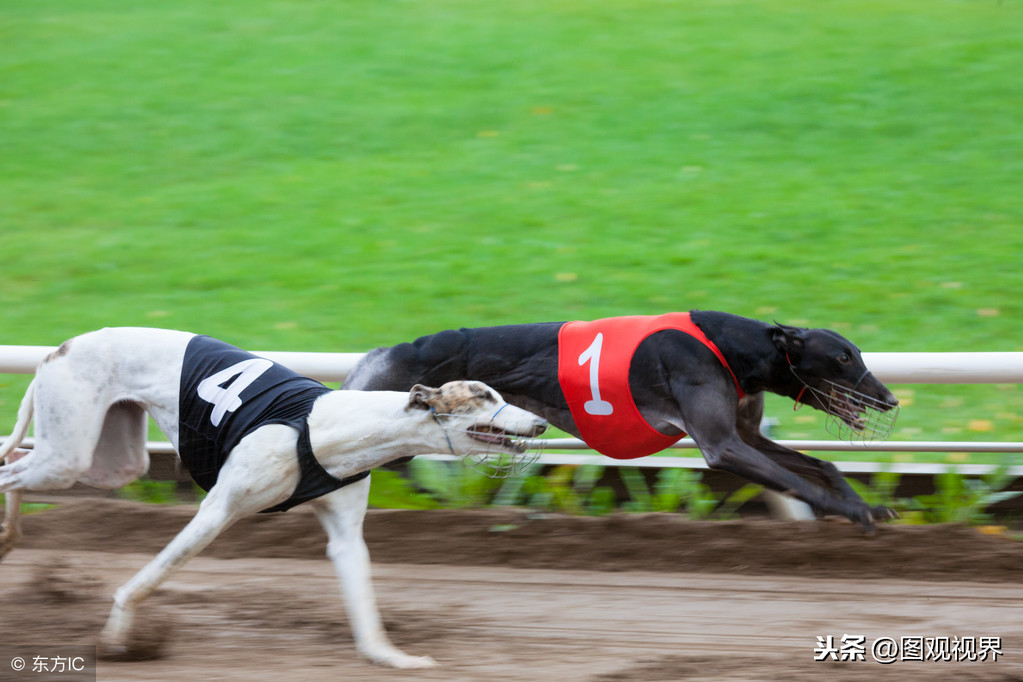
[1, 646, 96, 681]
[814, 635, 1002, 664]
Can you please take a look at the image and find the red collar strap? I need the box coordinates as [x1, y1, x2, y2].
[786, 352, 806, 410]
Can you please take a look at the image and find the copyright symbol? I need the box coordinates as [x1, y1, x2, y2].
[11, 657, 25, 671]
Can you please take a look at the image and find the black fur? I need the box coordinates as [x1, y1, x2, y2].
[344, 311, 899, 529]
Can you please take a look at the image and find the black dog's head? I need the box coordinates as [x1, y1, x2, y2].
[772, 323, 899, 439]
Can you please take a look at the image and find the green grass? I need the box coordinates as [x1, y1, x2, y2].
[1, 0, 1022, 463]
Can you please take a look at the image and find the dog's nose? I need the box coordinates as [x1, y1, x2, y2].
[881, 390, 899, 409]
[863, 373, 899, 409]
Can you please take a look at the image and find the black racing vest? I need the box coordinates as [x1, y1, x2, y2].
[178, 335, 368, 512]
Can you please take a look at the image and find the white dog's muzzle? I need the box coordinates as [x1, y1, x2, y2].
[430, 405, 545, 478]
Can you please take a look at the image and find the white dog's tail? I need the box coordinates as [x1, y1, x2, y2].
[0, 378, 36, 461]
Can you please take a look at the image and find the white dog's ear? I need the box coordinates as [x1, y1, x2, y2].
[408, 384, 440, 410]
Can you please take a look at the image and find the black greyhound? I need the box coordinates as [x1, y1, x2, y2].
[343, 311, 900, 529]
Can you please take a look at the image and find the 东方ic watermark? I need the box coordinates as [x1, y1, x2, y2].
[1, 645, 96, 681]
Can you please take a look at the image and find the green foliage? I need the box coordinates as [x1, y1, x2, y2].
[116, 479, 180, 505]
[394, 461, 764, 520]
[378, 460, 1023, 527]
[570, 464, 617, 515]
[367, 469, 441, 510]
[620, 468, 761, 519]
[906, 467, 1023, 526]
[0, 494, 55, 515]
[21, 503, 55, 514]
[847, 468, 1022, 526]
[618, 467, 716, 516]
[847, 471, 903, 512]
[713, 483, 765, 520]
[507, 463, 616, 515]
[519, 464, 585, 514]
[406, 458, 505, 508]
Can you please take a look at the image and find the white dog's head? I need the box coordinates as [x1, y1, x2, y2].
[407, 380, 547, 457]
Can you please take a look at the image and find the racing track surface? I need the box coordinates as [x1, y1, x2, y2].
[3, 499, 1022, 681]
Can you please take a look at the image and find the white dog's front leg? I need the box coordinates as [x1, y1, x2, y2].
[99, 477, 277, 658]
[99, 494, 234, 656]
[312, 478, 437, 669]
[101, 430, 299, 659]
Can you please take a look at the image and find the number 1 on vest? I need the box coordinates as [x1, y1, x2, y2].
[578, 333, 614, 416]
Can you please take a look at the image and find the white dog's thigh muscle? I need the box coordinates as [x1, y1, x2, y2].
[80, 401, 150, 488]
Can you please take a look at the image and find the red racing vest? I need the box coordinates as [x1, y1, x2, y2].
[557, 313, 745, 459]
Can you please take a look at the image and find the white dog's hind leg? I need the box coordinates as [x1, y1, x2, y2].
[80, 402, 151, 488]
[5, 371, 112, 491]
[311, 477, 437, 669]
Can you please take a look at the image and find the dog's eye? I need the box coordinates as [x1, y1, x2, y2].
[838, 353, 851, 364]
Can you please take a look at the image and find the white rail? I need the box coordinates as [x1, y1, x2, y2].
[0, 345, 364, 382]
[3, 346, 1023, 458]
[8, 439, 1017, 478]
[415, 453, 1023, 477]
[3, 346, 1023, 384]
[859, 352, 1023, 384]
[533, 438, 1023, 453]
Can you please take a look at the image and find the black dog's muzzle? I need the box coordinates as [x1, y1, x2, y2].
[800, 378, 900, 441]
[788, 360, 899, 442]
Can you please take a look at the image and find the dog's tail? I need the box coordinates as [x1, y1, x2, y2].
[1, 379, 33, 559]
[1, 378, 36, 462]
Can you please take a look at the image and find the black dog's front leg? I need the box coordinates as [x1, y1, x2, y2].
[741, 433, 897, 519]
[734, 394, 893, 518]
[680, 389, 890, 530]
[699, 434, 887, 530]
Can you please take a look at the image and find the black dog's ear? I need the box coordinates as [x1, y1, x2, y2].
[771, 322, 806, 360]
[408, 384, 440, 410]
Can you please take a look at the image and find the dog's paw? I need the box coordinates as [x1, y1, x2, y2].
[367, 650, 437, 669]
[98, 612, 175, 662]
[0, 533, 17, 562]
[361, 643, 438, 669]
[838, 502, 878, 534]
[871, 505, 900, 522]
[851, 504, 899, 535]
[391, 654, 438, 669]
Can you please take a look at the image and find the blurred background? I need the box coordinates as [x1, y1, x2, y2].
[1, 0, 1021, 515]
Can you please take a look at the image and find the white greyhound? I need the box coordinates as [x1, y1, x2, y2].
[0, 327, 546, 669]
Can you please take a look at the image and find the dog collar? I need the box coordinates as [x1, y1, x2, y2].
[429, 407, 457, 456]
[787, 354, 872, 409]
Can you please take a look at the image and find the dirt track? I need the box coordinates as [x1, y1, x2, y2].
[3, 499, 1023, 681]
